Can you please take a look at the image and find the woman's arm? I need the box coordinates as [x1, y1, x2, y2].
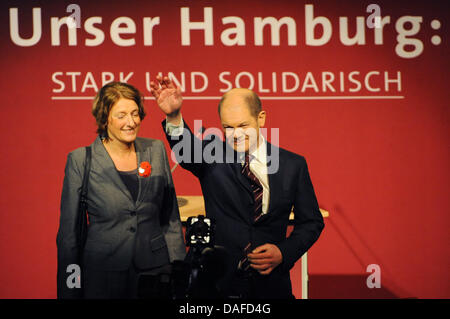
[56, 150, 84, 299]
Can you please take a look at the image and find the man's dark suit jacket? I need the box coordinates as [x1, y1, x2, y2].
[163, 120, 324, 298]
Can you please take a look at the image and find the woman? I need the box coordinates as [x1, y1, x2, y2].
[57, 82, 186, 299]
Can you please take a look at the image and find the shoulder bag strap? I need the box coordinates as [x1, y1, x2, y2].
[77, 146, 91, 250]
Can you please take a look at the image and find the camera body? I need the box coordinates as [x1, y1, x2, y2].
[138, 215, 228, 299]
[185, 215, 215, 247]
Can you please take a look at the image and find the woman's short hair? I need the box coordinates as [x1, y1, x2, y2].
[92, 82, 146, 139]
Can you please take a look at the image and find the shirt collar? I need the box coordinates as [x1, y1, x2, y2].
[249, 134, 267, 164]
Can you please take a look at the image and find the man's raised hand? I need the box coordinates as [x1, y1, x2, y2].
[150, 74, 183, 117]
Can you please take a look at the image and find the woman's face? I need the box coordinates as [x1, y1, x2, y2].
[106, 98, 141, 144]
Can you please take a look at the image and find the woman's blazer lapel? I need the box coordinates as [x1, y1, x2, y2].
[90, 136, 134, 203]
[134, 137, 152, 207]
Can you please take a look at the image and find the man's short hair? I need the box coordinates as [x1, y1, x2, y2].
[218, 90, 262, 118]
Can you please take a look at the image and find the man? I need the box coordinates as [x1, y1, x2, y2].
[150, 75, 324, 298]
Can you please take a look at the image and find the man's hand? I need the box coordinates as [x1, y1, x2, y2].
[248, 244, 283, 275]
[150, 74, 183, 121]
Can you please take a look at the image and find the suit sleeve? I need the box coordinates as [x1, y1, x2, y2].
[161, 119, 206, 178]
[56, 151, 84, 299]
[159, 140, 187, 262]
[277, 157, 325, 272]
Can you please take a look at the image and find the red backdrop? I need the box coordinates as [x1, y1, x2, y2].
[0, 0, 448, 298]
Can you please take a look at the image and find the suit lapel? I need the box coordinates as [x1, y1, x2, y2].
[92, 137, 153, 207]
[221, 141, 252, 198]
[266, 142, 282, 215]
[91, 136, 134, 202]
[134, 138, 151, 206]
[231, 162, 253, 196]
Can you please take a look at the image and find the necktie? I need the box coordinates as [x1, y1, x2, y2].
[241, 153, 263, 222]
[238, 153, 264, 272]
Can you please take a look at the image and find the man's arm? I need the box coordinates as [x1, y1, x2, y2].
[162, 118, 206, 177]
[277, 157, 325, 272]
[248, 156, 324, 275]
[151, 75, 207, 177]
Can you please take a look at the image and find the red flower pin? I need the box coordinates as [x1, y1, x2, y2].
[138, 161, 151, 177]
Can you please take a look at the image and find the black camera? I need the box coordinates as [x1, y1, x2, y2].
[175, 215, 228, 299]
[186, 215, 215, 247]
[138, 215, 229, 299]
